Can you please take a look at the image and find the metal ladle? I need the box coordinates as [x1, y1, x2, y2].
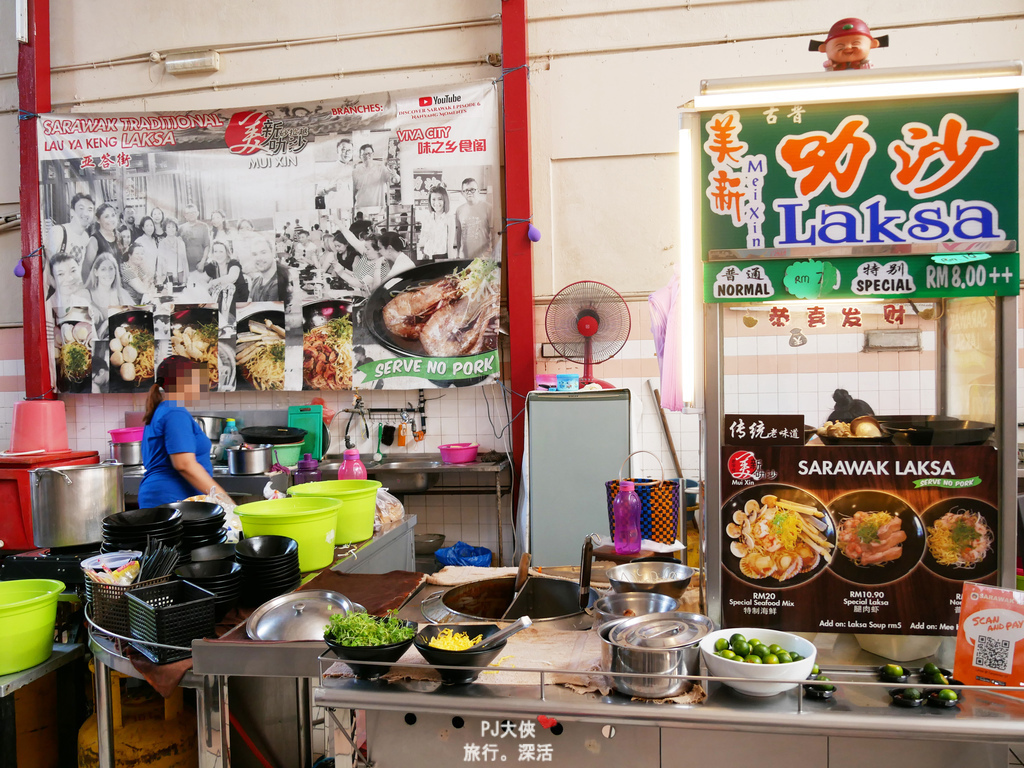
[473, 616, 533, 652]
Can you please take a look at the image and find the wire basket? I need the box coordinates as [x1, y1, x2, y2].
[605, 450, 680, 545]
[127, 580, 216, 664]
[85, 575, 174, 637]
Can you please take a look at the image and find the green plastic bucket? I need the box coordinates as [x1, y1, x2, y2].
[288, 479, 381, 544]
[0, 579, 65, 676]
[271, 441, 306, 467]
[235, 497, 339, 571]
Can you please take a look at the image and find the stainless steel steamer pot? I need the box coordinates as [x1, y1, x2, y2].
[227, 444, 273, 475]
[109, 440, 143, 466]
[29, 462, 125, 547]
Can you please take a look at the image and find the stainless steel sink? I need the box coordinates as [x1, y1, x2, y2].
[319, 454, 443, 492]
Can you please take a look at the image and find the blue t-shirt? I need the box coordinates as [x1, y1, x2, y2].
[138, 401, 213, 507]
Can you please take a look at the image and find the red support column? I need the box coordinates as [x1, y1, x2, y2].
[18, 0, 52, 399]
[501, 0, 534, 502]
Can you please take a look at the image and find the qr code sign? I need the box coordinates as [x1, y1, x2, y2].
[973, 633, 1013, 674]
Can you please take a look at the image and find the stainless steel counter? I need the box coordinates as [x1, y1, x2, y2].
[121, 465, 290, 499]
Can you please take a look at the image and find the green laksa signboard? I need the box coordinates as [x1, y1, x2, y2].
[699, 93, 1019, 255]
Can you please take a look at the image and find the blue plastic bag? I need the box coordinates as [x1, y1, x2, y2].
[435, 541, 492, 567]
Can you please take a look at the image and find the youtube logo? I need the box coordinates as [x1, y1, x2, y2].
[419, 97, 433, 107]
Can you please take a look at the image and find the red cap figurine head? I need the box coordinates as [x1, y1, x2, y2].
[810, 18, 887, 71]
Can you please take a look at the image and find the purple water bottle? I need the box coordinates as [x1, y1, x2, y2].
[293, 454, 322, 485]
[613, 480, 642, 555]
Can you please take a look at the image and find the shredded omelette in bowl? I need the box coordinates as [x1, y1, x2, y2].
[428, 628, 483, 650]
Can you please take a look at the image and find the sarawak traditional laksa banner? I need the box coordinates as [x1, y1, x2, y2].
[37, 82, 501, 393]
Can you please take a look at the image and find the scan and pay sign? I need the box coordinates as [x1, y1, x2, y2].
[723, 414, 805, 446]
[704, 253, 1018, 303]
[699, 92, 1018, 256]
[954, 583, 1024, 697]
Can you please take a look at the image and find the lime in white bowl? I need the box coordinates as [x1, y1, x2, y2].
[699, 627, 817, 697]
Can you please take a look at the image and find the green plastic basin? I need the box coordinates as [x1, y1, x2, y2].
[235, 497, 339, 571]
[0, 579, 65, 676]
[271, 441, 306, 467]
[288, 480, 381, 544]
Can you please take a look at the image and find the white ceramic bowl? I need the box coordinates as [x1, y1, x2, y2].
[699, 627, 817, 697]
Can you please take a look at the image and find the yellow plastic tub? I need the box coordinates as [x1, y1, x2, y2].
[288, 479, 381, 544]
[0, 579, 65, 675]
[235, 497, 339, 571]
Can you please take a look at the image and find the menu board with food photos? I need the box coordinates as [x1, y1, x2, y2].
[37, 82, 501, 393]
[720, 443, 999, 636]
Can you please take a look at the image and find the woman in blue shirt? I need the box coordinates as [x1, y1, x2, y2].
[138, 356, 227, 507]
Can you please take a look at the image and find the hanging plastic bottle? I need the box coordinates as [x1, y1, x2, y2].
[613, 480, 642, 556]
[337, 448, 367, 480]
[293, 454, 322, 485]
[216, 418, 244, 461]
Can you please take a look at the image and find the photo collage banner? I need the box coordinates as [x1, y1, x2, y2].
[37, 82, 501, 393]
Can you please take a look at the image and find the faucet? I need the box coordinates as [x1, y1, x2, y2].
[342, 393, 369, 450]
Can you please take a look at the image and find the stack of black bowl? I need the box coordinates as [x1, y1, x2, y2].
[235, 536, 301, 607]
[174, 561, 243, 618]
[167, 502, 227, 564]
[102, 507, 183, 553]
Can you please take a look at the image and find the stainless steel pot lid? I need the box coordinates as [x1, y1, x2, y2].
[607, 612, 714, 649]
[246, 590, 365, 641]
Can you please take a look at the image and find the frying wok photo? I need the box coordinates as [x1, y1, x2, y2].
[876, 416, 995, 446]
[827, 491, 925, 586]
[364, 259, 500, 358]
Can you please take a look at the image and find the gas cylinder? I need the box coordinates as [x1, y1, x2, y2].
[77, 663, 197, 768]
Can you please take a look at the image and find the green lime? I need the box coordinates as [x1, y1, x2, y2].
[748, 638, 763, 647]
[720, 649, 738, 661]
[731, 640, 751, 658]
[790, 653, 803, 662]
[744, 654, 763, 664]
[922, 662, 940, 676]
[776, 651, 793, 664]
[902, 688, 922, 700]
[811, 664, 820, 675]
[937, 688, 958, 702]
[751, 644, 771, 659]
[729, 633, 747, 646]
[764, 654, 780, 664]
[931, 673, 948, 685]
[768, 644, 783, 655]
[882, 663, 904, 678]
[714, 638, 730, 652]
[813, 674, 835, 692]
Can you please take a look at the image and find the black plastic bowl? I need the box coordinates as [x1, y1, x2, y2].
[324, 619, 418, 679]
[413, 624, 507, 685]
[104, 507, 183, 529]
[166, 501, 226, 524]
[175, 560, 242, 581]
[235, 535, 298, 560]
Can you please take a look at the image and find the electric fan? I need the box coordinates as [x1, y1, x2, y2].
[544, 281, 630, 388]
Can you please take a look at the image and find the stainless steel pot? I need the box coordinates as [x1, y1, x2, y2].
[193, 415, 227, 441]
[227, 444, 273, 475]
[598, 612, 712, 698]
[29, 462, 124, 548]
[109, 440, 143, 466]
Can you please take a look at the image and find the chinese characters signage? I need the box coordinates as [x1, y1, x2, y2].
[700, 93, 1018, 254]
[704, 253, 1018, 303]
[724, 414, 805, 446]
[37, 82, 501, 393]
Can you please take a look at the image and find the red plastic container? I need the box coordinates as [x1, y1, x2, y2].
[438, 443, 479, 464]
[109, 427, 145, 444]
[9, 401, 69, 453]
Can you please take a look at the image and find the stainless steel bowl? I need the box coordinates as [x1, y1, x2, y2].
[606, 561, 695, 600]
[227, 444, 273, 475]
[193, 415, 227, 441]
[109, 440, 143, 466]
[592, 592, 679, 627]
[414, 532, 445, 556]
[598, 613, 711, 698]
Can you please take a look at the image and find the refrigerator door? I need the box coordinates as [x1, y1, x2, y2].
[527, 389, 631, 566]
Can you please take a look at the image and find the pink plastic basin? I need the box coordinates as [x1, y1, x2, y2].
[439, 443, 479, 464]
[109, 427, 145, 444]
